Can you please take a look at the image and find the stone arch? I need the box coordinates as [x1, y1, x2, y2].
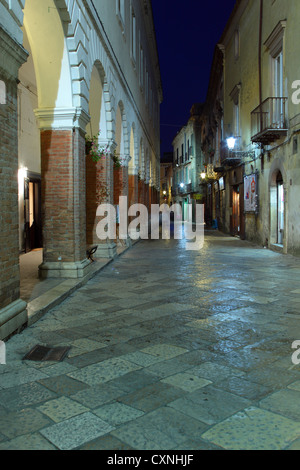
[22, 0, 73, 114]
[115, 101, 129, 161]
[129, 124, 138, 174]
[18, 26, 41, 252]
[85, 27, 115, 137]
[86, 61, 110, 141]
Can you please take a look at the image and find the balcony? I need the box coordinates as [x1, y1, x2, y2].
[220, 141, 243, 167]
[251, 97, 288, 145]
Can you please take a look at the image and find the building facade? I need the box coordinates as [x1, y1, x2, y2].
[0, 0, 162, 340]
[160, 152, 173, 206]
[202, 0, 300, 254]
[172, 104, 205, 222]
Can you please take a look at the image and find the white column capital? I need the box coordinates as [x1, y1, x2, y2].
[34, 107, 90, 132]
[119, 154, 132, 167]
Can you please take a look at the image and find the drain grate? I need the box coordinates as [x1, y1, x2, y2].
[23, 345, 70, 362]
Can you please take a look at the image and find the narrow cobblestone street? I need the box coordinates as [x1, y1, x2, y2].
[1, 232, 300, 450]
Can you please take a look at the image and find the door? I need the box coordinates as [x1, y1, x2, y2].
[24, 174, 42, 252]
[232, 186, 240, 235]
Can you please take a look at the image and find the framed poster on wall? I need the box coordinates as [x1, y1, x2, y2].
[244, 173, 258, 213]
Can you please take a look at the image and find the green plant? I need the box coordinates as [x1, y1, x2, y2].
[85, 131, 109, 162]
[112, 153, 121, 169]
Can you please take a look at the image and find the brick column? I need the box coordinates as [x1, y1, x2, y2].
[128, 174, 138, 207]
[35, 108, 91, 279]
[144, 181, 150, 211]
[86, 140, 117, 258]
[0, 27, 28, 339]
[113, 155, 131, 246]
[138, 179, 145, 205]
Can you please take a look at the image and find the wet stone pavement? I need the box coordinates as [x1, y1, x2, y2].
[1, 232, 300, 450]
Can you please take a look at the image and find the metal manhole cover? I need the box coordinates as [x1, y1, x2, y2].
[23, 345, 70, 362]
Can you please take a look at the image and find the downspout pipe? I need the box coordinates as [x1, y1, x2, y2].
[259, 0, 264, 136]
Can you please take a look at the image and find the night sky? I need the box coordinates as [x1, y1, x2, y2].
[151, 0, 237, 157]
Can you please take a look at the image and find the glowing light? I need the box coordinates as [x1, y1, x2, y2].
[227, 137, 236, 150]
[18, 167, 28, 182]
[18, 167, 28, 197]
[201, 172, 206, 180]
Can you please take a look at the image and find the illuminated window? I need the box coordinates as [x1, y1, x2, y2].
[0, 80, 6, 104]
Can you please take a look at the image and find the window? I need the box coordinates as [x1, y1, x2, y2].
[234, 29, 240, 60]
[0, 80, 6, 104]
[293, 136, 298, 155]
[131, 7, 136, 63]
[273, 51, 283, 97]
[230, 84, 241, 139]
[139, 43, 144, 89]
[265, 20, 286, 96]
[145, 70, 149, 104]
[117, 0, 125, 32]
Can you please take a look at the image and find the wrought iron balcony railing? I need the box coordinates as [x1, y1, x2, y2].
[251, 97, 288, 145]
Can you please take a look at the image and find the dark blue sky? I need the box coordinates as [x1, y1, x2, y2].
[151, 0, 236, 156]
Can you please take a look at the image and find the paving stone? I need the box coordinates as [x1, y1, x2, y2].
[259, 389, 300, 420]
[67, 357, 142, 386]
[70, 383, 125, 409]
[140, 344, 188, 360]
[161, 372, 212, 392]
[215, 376, 272, 401]
[0, 368, 50, 390]
[0, 433, 57, 450]
[190, 361, 245, 383]
[38, 375, 89, 396]
[77, 433, 134, 450]
[0, 408, 52, 439]
[93, 402, 144, 426]
[201, 406, 300, 450]
[111, 407, 208, 450]
[119, 382, 186, 412]
[40, 412, 115, 450]
[0, 382, 57, 411]
[109, 369, 159, 393]
[38, 396, 90, 422]
[168, 386, 251, 425]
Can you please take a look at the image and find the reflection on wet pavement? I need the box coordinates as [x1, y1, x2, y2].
[1, 232, 300, 450]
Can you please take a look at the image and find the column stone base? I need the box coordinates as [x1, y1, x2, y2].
[0, 299, 27, 341]
[39, 258, 91, 279]
[94, 241, 117, 259]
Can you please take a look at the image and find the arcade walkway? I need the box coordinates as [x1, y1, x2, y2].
[1, 232, 300, 450]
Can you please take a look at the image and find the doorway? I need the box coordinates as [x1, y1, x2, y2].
[24, 173, 42, 252]
[276, 172, 284, 245]
[232, 185, 240, 235]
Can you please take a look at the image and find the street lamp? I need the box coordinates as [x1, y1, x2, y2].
[227, 137, 236, 150]
[200, 171, 206, 180]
